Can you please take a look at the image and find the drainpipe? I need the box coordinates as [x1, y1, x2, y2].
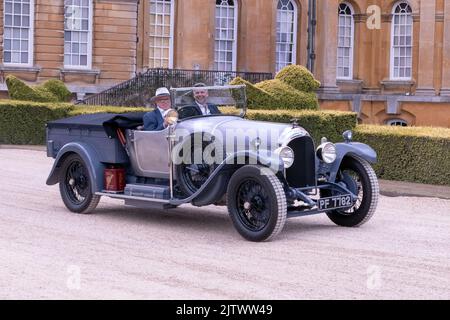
[307, 0, 316, 73]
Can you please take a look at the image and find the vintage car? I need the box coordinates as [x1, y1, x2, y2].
[46, 85, 379, 242]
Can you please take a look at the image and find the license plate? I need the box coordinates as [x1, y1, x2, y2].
[318, 195, 353, 210]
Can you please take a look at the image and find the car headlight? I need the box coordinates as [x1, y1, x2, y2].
[317, 142, 337, 164]
[275, 146, 295, 169]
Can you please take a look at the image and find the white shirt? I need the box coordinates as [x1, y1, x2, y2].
[157, 107, 171, 118]
[196, 101, 210, 115]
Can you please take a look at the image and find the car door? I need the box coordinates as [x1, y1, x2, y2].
[127, 129, 170, 179]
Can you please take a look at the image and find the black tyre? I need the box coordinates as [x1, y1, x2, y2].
[325, 156, 379, 227]
[227, 165, 287, 242]
[59, 154, 100, 214]
[175, 135, 217, 197]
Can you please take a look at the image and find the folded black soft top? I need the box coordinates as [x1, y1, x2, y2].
[47, 112, 146, 138]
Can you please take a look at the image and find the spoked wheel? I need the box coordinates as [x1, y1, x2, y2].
[324, 156, 379, 227]
[227, 165, 287, 242]
[59, 154, 100, 214]
[179, 163, 214, 194]
[176, 138, 216, 196]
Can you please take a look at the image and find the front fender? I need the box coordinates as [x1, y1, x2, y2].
[226, 149, 285, 173]
[328, 142, 377, 182]
[46, 142, 106, 192]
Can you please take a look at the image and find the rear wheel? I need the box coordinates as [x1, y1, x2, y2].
[59, 154, 100, 214]
[227, 165, 287, 242]
[324, 156, 379, 227]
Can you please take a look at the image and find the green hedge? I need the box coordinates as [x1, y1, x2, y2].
[0, 100, 72, 145]
[68, 106, 146, 116]
[0, 100, 146, 145]
[355, 125, 450, 186]
[245, 109, 357, 144]
[0, 100, 354, 146]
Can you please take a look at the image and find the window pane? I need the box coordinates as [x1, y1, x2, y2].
[391, 3, 413, 79]
[215, 0, 237, 71]
[4, 52, 11, 63]
[149, 0, 174, 68]
[21, 52, 28, 63]
[275, 0, 297, 72]
[64, 1, 92, 67]
[336, 3, 354, 79]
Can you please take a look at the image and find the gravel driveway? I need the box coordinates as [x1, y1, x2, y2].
[0, 149, 449, 299]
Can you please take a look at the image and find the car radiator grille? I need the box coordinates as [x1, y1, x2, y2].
[286, 136, 316, 188]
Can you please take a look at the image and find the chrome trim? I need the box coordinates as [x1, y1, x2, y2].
[278, 127, 309, 147]
[95, 192, 171, 203]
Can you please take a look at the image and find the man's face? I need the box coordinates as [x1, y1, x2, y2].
[156, 97, 171, 110]
[193, 89, 209, 105]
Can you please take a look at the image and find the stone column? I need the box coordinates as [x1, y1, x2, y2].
[441, 1, 450, 95]
[416, 0, 436, 95]
[316, 0, 339, 93]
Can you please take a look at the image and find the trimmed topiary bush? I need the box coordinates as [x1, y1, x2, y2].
[5, 75, 72, 103]
[255, 79, 318, 110]
[275, 64, 321, 92]
[6, 75, 58, 103]
[230, 65, 320, 110]
[42, 79, 73, 102]
[229, 77, 278, 109]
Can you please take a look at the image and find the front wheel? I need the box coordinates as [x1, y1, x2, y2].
[325, 156, 379, 227]
[59, 154, 100, 214]
[227, 165, 287, 242]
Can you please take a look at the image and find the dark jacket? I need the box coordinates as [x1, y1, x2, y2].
[143, 109, 164, 131]
[193, 103, 221, 115]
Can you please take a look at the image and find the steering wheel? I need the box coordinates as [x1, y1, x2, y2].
[176, 105, 202, 120]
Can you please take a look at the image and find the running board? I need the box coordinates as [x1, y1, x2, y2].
[95, 192, 177, 209]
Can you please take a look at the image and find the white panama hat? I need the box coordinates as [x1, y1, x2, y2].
[151, 87, 170, 102]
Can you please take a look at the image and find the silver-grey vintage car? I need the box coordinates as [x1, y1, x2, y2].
[46, 85, 379, 242]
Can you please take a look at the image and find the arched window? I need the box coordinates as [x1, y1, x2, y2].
[390, 2, 413, 80]
[64, 0, 93, 69]
[149, 0, 175, 68]
[214, 0, 237, 71]
[3, 0, 34, 66]
[386, 119, 408, 126]
[275, 0, 298, 73]
[337, 2, 354, 79]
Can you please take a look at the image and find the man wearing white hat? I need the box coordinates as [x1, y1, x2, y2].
[143, 87, 173, 131]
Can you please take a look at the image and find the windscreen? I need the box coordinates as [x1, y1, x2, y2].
[170, 85, 247, 119]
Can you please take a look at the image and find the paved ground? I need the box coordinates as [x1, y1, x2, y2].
[0, 148, 449, 300]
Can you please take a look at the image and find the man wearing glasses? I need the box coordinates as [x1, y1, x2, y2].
[143, 87, 174, 131]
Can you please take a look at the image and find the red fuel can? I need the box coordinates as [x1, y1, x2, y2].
[104, 167, 126, 192]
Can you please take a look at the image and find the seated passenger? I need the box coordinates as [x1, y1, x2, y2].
[191, 83, 221, 115]
[143, 87, 174, 131]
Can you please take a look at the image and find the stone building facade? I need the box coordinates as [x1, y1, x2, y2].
[0, 0, 449, 127]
